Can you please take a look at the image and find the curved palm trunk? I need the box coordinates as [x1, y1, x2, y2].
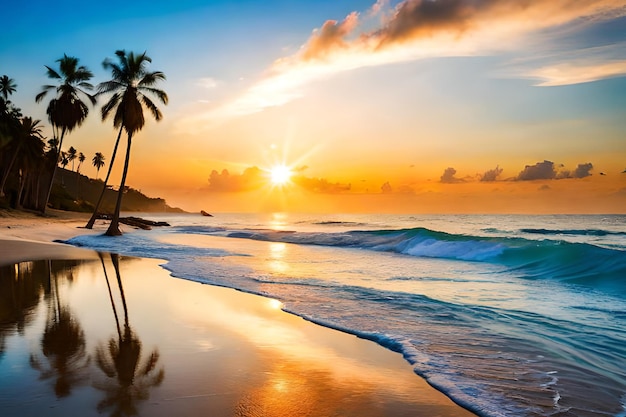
[41, 127, 67, 214]
[105, 133, 132, 236]
[86, 126, 123, 229]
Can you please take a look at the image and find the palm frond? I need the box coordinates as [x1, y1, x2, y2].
[139, 86, 168, 105]
[44, 66, 62, 80]
[77, 81, 95, 90]
[35, 90, 49, 103]
[138, 71, 166, 87]
[97, 80, 124, 95]
[139, 95, 163, 121]
[73, 67, 94, 83]
[101, 92, 122, 122]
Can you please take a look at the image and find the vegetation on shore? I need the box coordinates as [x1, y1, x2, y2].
[0, 51, 176, 224]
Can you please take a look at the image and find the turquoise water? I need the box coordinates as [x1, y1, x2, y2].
[66, 213, 626, 417]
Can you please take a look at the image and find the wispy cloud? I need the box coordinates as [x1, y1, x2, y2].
[197, 77, 219, 89]
[529, 60, 626, 86]
[201, 0, 626, 121]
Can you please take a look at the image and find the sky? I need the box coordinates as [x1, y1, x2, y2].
[2, 0, 626, 213]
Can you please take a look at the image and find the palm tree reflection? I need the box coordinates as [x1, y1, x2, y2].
[94, 253, 164, 416]
[29, 260, 90, 397]
[0, 261, 50, 360]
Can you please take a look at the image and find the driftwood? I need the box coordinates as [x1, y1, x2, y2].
[95, 213, 170, 230]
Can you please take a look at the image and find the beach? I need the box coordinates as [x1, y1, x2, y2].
[0, 210, 476, 417]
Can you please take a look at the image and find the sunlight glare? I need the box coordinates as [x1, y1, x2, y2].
[270, 165, 292, 185]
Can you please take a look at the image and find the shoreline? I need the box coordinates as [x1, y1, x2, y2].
[0, 209, 478, 416]
[0, 208, 100, 266]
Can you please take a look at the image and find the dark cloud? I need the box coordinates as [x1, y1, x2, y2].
[516, 160, 556, 181]
[379, 0, 489, 44]
[206, 167, 264, 192]
[517, 160, 595, 180]
[480, 165, 503, 182]
[572, 162, 593, 178]
[440, 167, 462, 183]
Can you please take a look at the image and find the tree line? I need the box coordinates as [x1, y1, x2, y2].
[0, 50, 167, 236]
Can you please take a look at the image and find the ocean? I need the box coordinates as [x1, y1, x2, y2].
[64, 213, 626, 417]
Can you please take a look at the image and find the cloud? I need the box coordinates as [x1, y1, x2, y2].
[440, 167, 462, 183]
[572, 162, 594, 178]
[206, 167, 264, 192]
[517, 160, 594, 180]
[556, 162, 594, 179]
[301, 12, 360, 61]
[199, 0, 626, 122]
[517, 160, 556, 180]
[293, 175, 352, 194]
[529, 59, 626, 86]
[197, 77, 218, 89]
[480, 165, 503, 182]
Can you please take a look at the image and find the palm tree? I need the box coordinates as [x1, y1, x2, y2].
[94, 253, 164, 415]
[0, 75, 17, 100]
[96, 50, 167, 236]
[77, 152, 85, 173]
[35, 55, 95, 213]
[93, 152, 106, 179]
[16, 127, 46, 209]
[60, 151, 69, 169]
[67, 146, 77, 171]
[30, 261, 90, 398]
[0, 117, 44, 198]
[0, 75, 18, 149]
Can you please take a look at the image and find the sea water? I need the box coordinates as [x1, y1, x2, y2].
[64, 213, 626, 417]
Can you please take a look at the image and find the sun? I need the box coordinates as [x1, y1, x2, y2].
[270, 165, 292, 185]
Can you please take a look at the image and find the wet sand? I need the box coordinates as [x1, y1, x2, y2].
[0, 210, 477, 416]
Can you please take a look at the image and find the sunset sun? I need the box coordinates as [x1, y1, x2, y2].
[269, 165, 292, 185]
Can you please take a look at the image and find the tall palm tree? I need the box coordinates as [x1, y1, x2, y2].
[67, 146, 77, 171]
[93, 152, 106, 179]
[96, 50, 167, 236]
[77, 152, 85, 173]
[0, 75, 17, 100]
[35, 55, 95, 213]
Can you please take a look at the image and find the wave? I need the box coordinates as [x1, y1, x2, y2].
[521, 228, 626, 237]
[310, 221, 369, 226]
[175, 225, 626, 294]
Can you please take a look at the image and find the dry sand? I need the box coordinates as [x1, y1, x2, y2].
[0, 209, 477, 417]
